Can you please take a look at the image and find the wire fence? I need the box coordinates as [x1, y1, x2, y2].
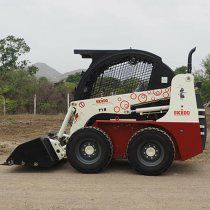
[0, 93, 74, 115]
[1, 93, 209, 116]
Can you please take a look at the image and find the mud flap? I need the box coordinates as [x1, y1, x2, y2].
[3, 137, 60, 167]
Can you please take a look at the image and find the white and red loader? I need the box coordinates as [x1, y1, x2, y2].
[3, 48, 207, 175]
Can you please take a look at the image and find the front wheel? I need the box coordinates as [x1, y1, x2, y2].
[66, 127, 113, 173]
[127, 127, 174, 175]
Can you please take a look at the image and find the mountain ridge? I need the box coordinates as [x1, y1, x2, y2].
[34, 62, 85, 82]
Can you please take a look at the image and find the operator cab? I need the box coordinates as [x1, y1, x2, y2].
[74, 49, 175, 100]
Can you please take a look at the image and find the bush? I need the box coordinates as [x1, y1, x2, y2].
[5, 99, 18, 114]
[201, 80, 210, 104]
[39, 102, 56, 114]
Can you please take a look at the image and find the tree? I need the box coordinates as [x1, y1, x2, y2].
[0, 35, 76, 114]
[0, 69, 36, 113]
[28, 65, 39, 75]
[0, 35, 38, 74]
[174, 66, 187, 75]
[198, 54, 210, 104]
[202, 54, 210, 79]
[200, 80, 210, 104]
[66, 72, 82, 84]
[36, 77, 69, 114]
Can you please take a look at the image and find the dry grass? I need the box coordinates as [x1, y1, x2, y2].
[0, 114, 65, 155]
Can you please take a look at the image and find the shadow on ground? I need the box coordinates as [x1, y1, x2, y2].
[2, 159, 202, 177]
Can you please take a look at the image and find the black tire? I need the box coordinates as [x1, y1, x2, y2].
[66, 127, 113, 173]
[127, 127, 174, 176]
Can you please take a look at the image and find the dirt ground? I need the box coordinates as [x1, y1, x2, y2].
[0, 111, 210, 210]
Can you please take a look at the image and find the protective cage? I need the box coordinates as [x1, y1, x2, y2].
[74, 49, 175, 100]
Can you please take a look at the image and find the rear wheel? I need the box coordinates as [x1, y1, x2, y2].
[127, 127, 174, 175]
[66, 127, 113, 173]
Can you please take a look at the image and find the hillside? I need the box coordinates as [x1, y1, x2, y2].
[59, 69, 85, 81]
[34, 62, 85, 82]
[34, 63, 62, 82]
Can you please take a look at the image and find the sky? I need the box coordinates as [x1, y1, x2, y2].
[0, 0, 210, 73]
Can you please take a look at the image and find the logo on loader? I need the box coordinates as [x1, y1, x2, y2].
[174, 109, 190, 116]
[179, 88, 186, 100]
[96, 98, 109, 104]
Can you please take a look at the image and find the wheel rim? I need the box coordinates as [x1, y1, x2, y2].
[75, 138, 101, 164]
[137, 140, 164, 167]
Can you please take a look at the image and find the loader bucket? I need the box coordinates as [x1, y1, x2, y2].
[3, 137, 60, 167]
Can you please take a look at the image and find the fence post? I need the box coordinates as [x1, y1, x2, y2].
[67, 93, 70, 110]
[3, 97, 5, 116]
[34, 94, 36, 115]
[0, 95, 6, 116]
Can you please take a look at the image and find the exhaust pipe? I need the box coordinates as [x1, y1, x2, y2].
[187, 47, 196, 73]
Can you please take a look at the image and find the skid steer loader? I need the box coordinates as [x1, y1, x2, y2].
[2, 48, 207, 175]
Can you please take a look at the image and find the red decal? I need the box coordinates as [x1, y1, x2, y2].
[96, 98, 109, 103]
[79, 102, 85, 108]
[130, 93, 137, 100]
[151, 97, 156, 101]
[153, 89, 162, 96]
[74, 112, 78, 119]
[120, 100, 129, 110]
[118, 97, 122, 101]
[163, 92, 170, 98]
[74, 112, 78, 122]
[138, 93, 147, 103]
[164, 87, 171, 93]
[174, 110, 190, 116]
[147, 90, 152, 94]
[114, 106, 120, 113]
